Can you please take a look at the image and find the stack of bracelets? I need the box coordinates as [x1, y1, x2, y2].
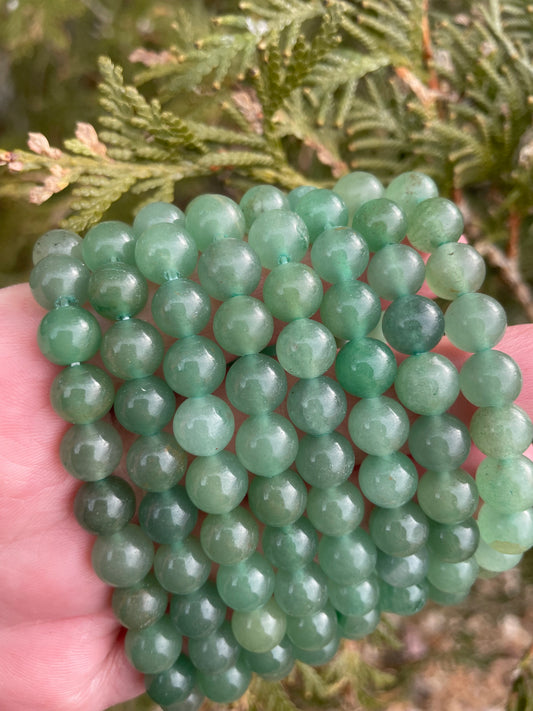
[29, 170, 533, 710]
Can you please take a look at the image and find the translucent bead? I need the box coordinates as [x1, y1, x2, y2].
[288, 185, 317, 209]
[74, 475, 136, 535]
[213, 295, 273, 356]
[198, 238, 261, 300]
[262, 262, 323, 321]
[318, 528, 377, 585]
[367, 244, 425, 300]
[248, 469, 307, 527]
[197, 659, 251, 704]
[407, 197, 464, 252]
[294, 188, 348, 242]
[112, 573, 168, 630]
[287, 377, 347, 436]
[50, 364, 114, 424]
[33, 228, 83, 264]
[154, 537, 211, 595]
[235, 413, 298, 477]
[427, 584, 469, 606]
[320, 280, 381, 340]
[134, 222, 198, 284]
[459, 350, 522, 407]
[239, 184, 289, 228]
[262, 517, 318, 570]
[369, 502, 429, 557]
[379, 580, 427, 616]
[200, 507, 259, 565]
[310, 226, 369, 283]
[126, 432, 187, 492]
[408, 414, 471, 471]
[185, 194, 246, 250]
[185, 452, 248, 514]
[91, 523, 154, 587]
[358, 452, 418, 508]
[395, 352, 459, 416]
[231, 598, 287, 654]
[327, 574, 379, 616]
[383, 295, 444, 355]
[247, 209, 309, 268]
[333, 171, 385, 220]
[376, 548, 429, 587]
[293, 634, 341, 663]
[276, 318, 336, 379]
[476, 456, 533, 513]
[133, 201, 185, 236]
[60, 420, 123, 481]
[88, 263, 148, 320]
[274, 562, 328, 616]
[335, 337, 397, 398]
[426, 242, 486, 299]
[82, 220, 137, 269]
[243, 637, 294, 681]
[470, 404, 533, 457]
[444, 292, 507, 352]
[146, 654, 196, 707]
[351, 197, 407, 252]
[170, 580, 226, 639]
[417, 469, 478, 524]
[125, 615, 182, 674]
[172, 394, 234, 457]
[225, 353, 287, 415]
[163, 336, 226, 397]
[348, 395, 409, 456]
[30, 254, 90, 309]
[38, 305, 101, 365]
[162, 688, 204, 711]
[286, 602, 337, 650]
[474, 538, 523, 573]
[139, 486, 198, 544]
[307, 482, 364, 536]
[188, 620, 240, 673]
[427, 556, 479, 594]
[115, 375, 175, 436]
[216, 552, 275, 611]
[384, 171, 438, 220]
[427, 518, 480, 563]
[101, 318, 163, 379]
[477, 505, 533, 554]
[152, 278, 211, 338]
[337, 609, 380, 640]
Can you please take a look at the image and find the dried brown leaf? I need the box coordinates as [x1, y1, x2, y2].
[75, 122, 107, 157]
[27, 133, 62, 160]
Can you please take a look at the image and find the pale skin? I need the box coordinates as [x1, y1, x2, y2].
[0, 281, 532, 711]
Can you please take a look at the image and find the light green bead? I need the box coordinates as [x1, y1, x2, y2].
[369, 502, 429, 557]
[38, 305, 101, 365]
[310, 226, 369, 283]
[383, 295, 444, 355]
[376, 548, 428, 588]
[170, 580, 226, 639]
[198, 238, 261, 300]
[154, 537, 211, 594]
[348, 396, 409, 456]
[427, 556, 479, 594]
[124, 616, 182, 674]
[476, 456, 533, 513]
[474, 538, 523, 573]
[320, 280, 381, 340]
[470, 404, 533, 457]
[88, 262, 148, 320]
[112, 573, 168, 631]
[417, 469, 478, 524]
[30, 254, 90, 309]
[427, 518, 480, 563]
[82, 220, 137, 269]
[232, 598, 288, 654]
[327, 574, 379, 616]
[384, 171, 438, 220]
[276, 318, 336, 379]
[216, 552, 275, 612]
[185, 452, 248, 514]
[248, 469, 307, 527]
[240, 184, 289, 228]
[198, 660, 252, 704]
[213, 294, 273, 356]
[262, 262, 323, 321]
[427, 584, 469, 606]
[115, 375, 175, 436]
[135, 222, 198, 284]
[294, 188, 348, 243]
[91, 523, 154, 587]
[444, 292, 507, 352]
[287, 376, 347, 435]
[188, 620, 239, 673]
[139, 485, 198, 544]
[288, 185, 317, 209]
[185, 194, 245, 251]
[262, 517, 317, 571]
[408, 414, 471, 471]
[33, 228, 83, 264]
[274, 562, 328, 616]
[172, 394, 234, 457]
[379, 580, 428, 616]
[225, 353, 286, 415]
[247, 209, 309, 268]
[367, 244, 425, 300]
[478, 505, 533, 554]
[351, 197, 407, 252]
[335, 337, 397, 398]
[307, 482, 364, 536]
[151, 277, 211, 338]
[293, 634, 341, 663]
[337, 609, 380, 640]
[243, 637, 294, 681]
[164, 336, 225, 397]
[459, 350, 522, 407]
[200, 507, 258, 565]
[333, 171, 384, 220]
[101, 318, 163, 379]
[358, 452, 418, 508]
[60, 420, 123, 481]
[407, 197, 464, 252]
[235, 413, 298, 477]
[126, 432, 187, 492]
[426, 242, 486, 299]
[133, 201, 185, 236]
[318, 528, 377, 585]
[286, 602, 337, 651]
[51, 363, 114, 424]
[395, 352, 459, 415]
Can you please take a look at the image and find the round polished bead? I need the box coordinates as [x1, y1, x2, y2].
[164, 336, 226, 397]
[185, 194, 246, 250]
[307, 482, 364, 536]
[247, 209, 309, 268]
[139, 486, 198, 544]
[417, 469, 478, 524]
[295, 431, 355, 489]
[426, 242, 486, 299]
[235, 413, 298, 477]
[474, 538, 523, 573]
[476, 456, 533, 513]
[170, 580, 226, 639]
[197, 659, 251, 704]
[444, 292, 507, 352]
[427, 584, 469, 606]
[383, 295, 444, 355]
[213, 295, 273, 356]
[395, 352, 459, 416]
[248, 469, 307, 527]
[32, 228, 82, 264]
[376, 548, 429, 588]
[188, 620, 240, 674]
[338, 609, 380, 640]
[335, 337, 397, 398]
[60, 420, 123, 481]
[198, 238, 261, 300]
[408, 197, 464, 252]
[101, 318, 163, 379]
[427, 556, 479, 594]
[217, 552, 275, 612]
[173, 394, 234, 457]
[30, 254, 90, 309]
[82, 221, 136, 269]
[276, 318, 336, 379]
[328, 574, 379, 617]
[369, 502, 429, 557]
[154, 537, 211, 595]
[320, 280, 381, 340]
[88, 263, 148, 320]
[379, 580, 428, 616]
[232, 598, 287, 654]
[186, 452, 248, 514]
[459, 350, 522, 407]
[133, 201, 185, 236]
[470, 404, 533, 457]
[262, 517, 318, 571]
[115, 375, 175, 436]
[286, 602, 338, 651]
[243, 637, 294, 681]
[38, 305, 101, 365]
[275, 562, 328, 616]
[225, 353, 286, 415]
[74, 475, 136, 535]
[367, 244, 425, 300]
[358, 452, 418, 508]
[125, 616, 182, 674]
[152, 278, 211, 338]
[263, 262, 323, 321]
[92, 523, 154, 587]
[146, 654, 196, 707]
[200, 507, 258, 566]
[150, 685, 204, 711]
[135, 222, 197, 284]
[408, 414, 471, 471]
[310, 226, 369, 283]
[348, 396, 409, 456]
[51, 363, 114, 424]
[293, 634, 341, 663]
[427, 518, 480, 563]
[477, 505, 533, 554]
[351, 197, 407, 252]
[294, 188, 348, 243]
[288, 377, 347, 436]
[240, 184, 289, 228]
[112, 573, 168, 630]
[384, 171, 438, 220]
[288, 185, 317, 209]
[318, 528, 377, 585]
[333, 171, 385, 220]
[126, 432, 187, 492]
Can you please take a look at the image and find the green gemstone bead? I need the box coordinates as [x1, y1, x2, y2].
[154, 537, 211, 595]
[408, 414, 471, 471]
[213, 294, 274, 356]
[427, 584, 469, 606]
[417, 469, 478, 524]
[30, 254, 90, 309]
[248, 469, 307, 527]
[38, 305, 101, 365]
[379, 580, 428, 616]
[274, 562, 328, 616]
[427, 556, 479, 594]
[162, 687, 204, 711]
[444, 292, 507, 352]
[82, 221, 137, 269]
[243, 637, 294, 681]
[327, 574, 379, 616]
[112, 573, 168, 631]
[185, 452, 248, 514]
[92, 523, 154, 587]
[333, 171, 385, 220]
[276, 318, 336, 379]
[474, 538, 523, 573]
[240, 184, 289, 228]
[459, 350, 522, 407]
[318, 528, 377, 585]
[320, 280, 381, 340]
[348, 395, 409, 456]
[173, 394, 234, 457]
[376, 548, 429, 587]
[477, 505, 533, 554]
[139, 486, 198, 544]
[88, 263, 148, 320]
[395, 352, 459, 416]
[163, 336, 226, 397]
[152, 278, 211, 338]
[197, 659, 251, 704]
[101, 318, 163, 379]
[170, 580, 226, 639]
[185, 194, 246, 250]
[476, 456, 533, 513]
[407, 197, 464, 252]
[470, 404, 533, 457]
[235, 413, 298, 477]
[335, 337, 397, 398]
[288, 377, 347, 436]
[60, 420, 123, 481]
[307, 482, 364, 536]
[146, 654, 196, 707]
[286, 602, 337, 651]
[126, 432, 187, 492]
[217, 552, 275, 612]
[200, 507, 259, 565]
[427, 518, 480, 563]
[351, 197, 407, 252]
[247, 209, 309, 268]
[74, 475, 136, 535]
[367, 244, 425, 300]
[115, 375, 175, 436]
[294, 188, 348, 243]
[293, 634, 341, 663]
[426, 242, 486, 299]
[369, 502, 429, 557]
[358, 452, 418, 508]
[133, 201, 185, 236]
[288, 185, 317, 209]
[310, 226, 369, 283]
[262, 517, 318, 571]
[188, 620, 240, 673]
[337, 609, 380, 640]
[225, 353, 287, 415]
[125, 615, 182, 674]
[51, 363, 114, 424]
[383, 295, 444, 355]
[134, 222, 198, 284]
[32, 228, 83, 264]
[231, 598, 287, 654]
[198, 238, 261, 300]
[384, 171, 438, 220]
[263, 262, 323, 321]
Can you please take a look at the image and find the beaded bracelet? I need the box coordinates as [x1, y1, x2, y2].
[29, 171, 533, 710]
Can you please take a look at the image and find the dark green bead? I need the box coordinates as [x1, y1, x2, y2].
[333, 171, 384, 220]
[358, 452, 418, 508]
[172, 394, 234, 457]
[114, 375, 175, 436]
[197, 659, 251, 704]
[320, 280, 380, 341]
[231, 598, 287, 654]
[88, 262, 148, 320]
[154, 537, 211, 595]
[30, 254, 90, 309]
[288, 185, 317, 209]
[101, 318, 163, 380]
[163, 336, 226, 397]
[293, 633, 341, 663]
[337, 609, 380, 640]
[216, 552, 275, 612]
[112, 573, 168, 630]
[60, 420, 123, 481]
[311, 226, 369, 283]
[427, 518, 480, 563]
[133, 201, 185, 237]
[318, 528, 377, 585]
[262, 262, 323, 321]
[427, 556, 479, 594]
[262, 517, 318, 571]
[134, 222, 197, 284]
[146, 654, 196, 707]
[384, 171, 438, 220]
[235, 413, 298, 477]
[426, 242, 486, 299]
[91, 523, 154, 587]
[161, 687, 204, 711]
[474, 538, 522, 573]
[287, 376, 347, 436]
[126, 432, 187, 492]
[213, 294, 274, 356]
[286, 602, 337, 651]
[307, 482, 364, 536]
[367, 244, 425, 300]
[395, 352, 460, 416]
[369, 502, 429, 557]
[200, 507, 258, 565]
[295, 432, 355, 488]
[185, 194, 246, 251]
[50, 363, 114, 424]
[276, 318, 337, 379]
[470, 404, 533, 457]
[243, 637, 294, 681]
[248, 469, 307, 527]
[335, 337, 397, 398]
[274, 562, 328, 616]
[247, 209, 309, 268]
[352, 197, 407, 252]
[379, 580, 428, 616]
[82, 220, 137, 269]
[328, 574, 379, 616]
[477, 505, 533, 554]
[38, 306, 101, 365]
[185, 451, 248, 514]
[170, 580, 226, 639]
[408, 197, 464, 252]
[382, 295, 444, 355]
[476, 455, 533, 513]
[294, 188, 348, 243]
[32, 228, 82, 264]
[124, 615, 182, 674]
[459, 350, 522, 408]
[348, 395, 409, 456]
[198, 238, 261, 300]
[240, 184, 289, 228]
[74, 475, 135, 535]
[188, 620, 240, 673]
[417, 469, 478, 524]
[408, 414, 471, 471]
[376, 548, 429, 587]
[139, 486, 198, 544]
[226, 354, 287, 415]
[444, 292, 507, 353]
[152, 278, 211, 338]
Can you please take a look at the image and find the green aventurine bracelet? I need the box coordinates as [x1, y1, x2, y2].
[30, 170, 533, 710]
